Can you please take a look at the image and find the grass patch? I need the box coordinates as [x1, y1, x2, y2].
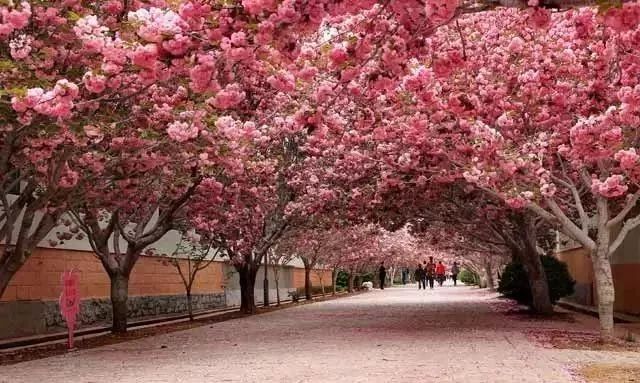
[579, 364, 640, 383]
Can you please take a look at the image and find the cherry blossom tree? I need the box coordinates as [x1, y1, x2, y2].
[163, 229, 221, 321]
[0, 1, 94, 298]
[424, 7, 640, 339]
[266, 243, 296, 305]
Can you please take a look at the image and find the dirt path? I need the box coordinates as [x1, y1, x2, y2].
[1, 285, 638, 383]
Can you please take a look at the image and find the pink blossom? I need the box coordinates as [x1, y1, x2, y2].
[101, 0, 124, 14]
[179, 1, 211, 21]
[58, 164, 79, 188]
[521, 191, 534, 199]
[425, 0, 458, 23]
[162, 34, 191, 56]
[5, 2, 31, 30]
[591, 175, 628, 198]
[230, 32, 247, 46]
[73, 15, 108, 51]
[241, 0, 274, 15]
[10, 97, 28, 113]
[215, 116, 241, 140]
[506, 197, 528, 209]
[267, 72, 296, 93]
[131, 44, 159, 69]
[508, 36, 525, 54]
[128, 8, 185, 43]
[528, 7, 551, 29]
[329, 45, 349, 66]
[540, 182, 556, 197]
[83, 125, 104, 141]
[604, 5, 640, 32]
[189, 54, 218, 93]
[167, 121, 198, 142]
[101, 61, 123, 75]
[82, 71, 107, 93]
[314, 84, 333, 104]
[53, 79, 79, 99]
[210, 83, 246, 109]
[298, 66, 318, 82]
[615, 149, 639, 171]
[9, 34, 31, 59]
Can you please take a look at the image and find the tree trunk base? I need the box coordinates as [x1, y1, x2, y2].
[110, 274, 130, 334]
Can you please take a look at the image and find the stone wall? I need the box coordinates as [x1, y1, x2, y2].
[0, 293, 226, 339]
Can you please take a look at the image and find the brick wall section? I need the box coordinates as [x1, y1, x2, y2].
[1, 247, 224, 302]
[611, 264, 640, 315]
[557, 247, 593, 285]
[292, 268, 332, 289]
[557, 248, 640, 315]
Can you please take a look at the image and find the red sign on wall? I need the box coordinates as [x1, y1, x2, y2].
[59, 270, 80, 349]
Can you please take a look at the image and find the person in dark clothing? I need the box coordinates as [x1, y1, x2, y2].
[378, 262, 387, 290]
[401, 269, 407, 285]
[451, 261, 460, 286]
[425, 257, 436, 289]
[415, 264, 425, 289]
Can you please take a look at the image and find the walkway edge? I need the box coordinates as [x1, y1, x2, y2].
[0, 291, 352, 352]
[557, 299, 640, 324]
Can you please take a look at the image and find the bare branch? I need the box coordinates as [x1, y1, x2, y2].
[609, 213, 640, 255]
[608, 190, 640, 228]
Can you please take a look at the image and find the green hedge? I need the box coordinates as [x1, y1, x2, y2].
[498, 255, 575, 306]
[459, 269, 478, 285]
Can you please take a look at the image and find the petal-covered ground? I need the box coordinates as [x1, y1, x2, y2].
[1, 285, 638, 383]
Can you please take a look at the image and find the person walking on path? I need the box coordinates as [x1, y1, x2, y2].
[425, 257, 436, 289]
[451, 262, 460, 286]
[436, 261, 446, 287]
[414, 264, 425, 289]
[378, 262, 387, 290]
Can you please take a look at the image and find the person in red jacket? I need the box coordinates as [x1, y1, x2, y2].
[435, 261, 446, 287]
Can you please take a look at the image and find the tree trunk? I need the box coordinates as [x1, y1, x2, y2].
[186, 290, 194, 321]
[510, 212, 554, 315]
[348, 273, 355, 293]
[319, 275, 325, 297]
[592, 249, 615, 341]
[304, 265, 312, 300]
[110, 273, 130, 333]
[478, 272, 488, 288]
[518, 250, 553, 315]
[0, 252, 25, 299]
[332, 268, 338, 295]
[275, 277, 281, 306]
[238, 264, 257, 314]
[484, 262, 495, 290]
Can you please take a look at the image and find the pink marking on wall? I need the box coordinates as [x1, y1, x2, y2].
[59, 270, 80, 349]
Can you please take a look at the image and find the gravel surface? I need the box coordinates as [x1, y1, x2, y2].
[1, 285, 638, 383]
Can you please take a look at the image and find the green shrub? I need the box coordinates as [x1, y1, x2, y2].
[336, 270, 349, 289]
[498, 255, 575, 306]
[296, 285, 334, 296]
[360, 272, 374, 283]
[459, 269, 478, 285]
[288, 290, 300, 302]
